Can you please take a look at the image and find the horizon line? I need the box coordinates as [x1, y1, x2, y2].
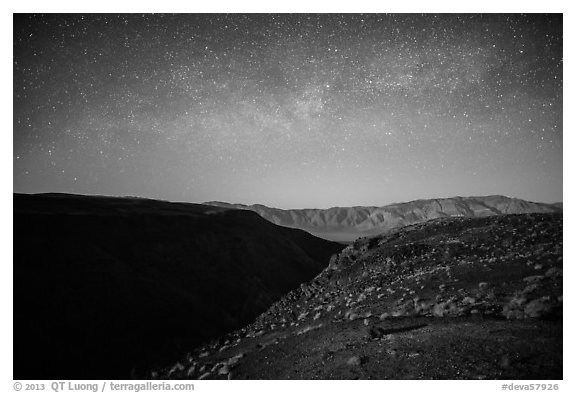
[13, 191, 563, 211]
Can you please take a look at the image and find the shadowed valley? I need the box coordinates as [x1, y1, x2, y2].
[13, 193, 344, 379]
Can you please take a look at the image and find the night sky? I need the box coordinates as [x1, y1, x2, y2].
[13, 14, 562, 209]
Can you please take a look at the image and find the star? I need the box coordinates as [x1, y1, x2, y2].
[13, 14, 562, 208]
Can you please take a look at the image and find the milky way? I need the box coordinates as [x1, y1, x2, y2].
[13, 14, 562, 208]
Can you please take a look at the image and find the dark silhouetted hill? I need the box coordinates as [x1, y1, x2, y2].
[13, 193, 344, 379]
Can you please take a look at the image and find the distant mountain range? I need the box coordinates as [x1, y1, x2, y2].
[206, 196, 562, 242]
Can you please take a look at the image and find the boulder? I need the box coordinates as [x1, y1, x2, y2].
[347, 356, 362, 366]
[524, 298, 553, 319]
[545, 267, 562, 278]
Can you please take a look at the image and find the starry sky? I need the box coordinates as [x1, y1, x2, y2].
[13, 14, 562, 209]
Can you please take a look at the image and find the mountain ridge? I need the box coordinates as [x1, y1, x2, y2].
[205, 195, 562, 242]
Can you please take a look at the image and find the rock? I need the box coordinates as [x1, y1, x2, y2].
[414, 300, 432, 314]
[462, 296, 476, 305]
[186, 365, 196, 377]
[198, 372, 211, 380]
[534, 264, 543, 270]
[379, 312, 390, 320]
[347, 356, 362, 366]
[524, 298, 553, 318]
[227, 353, 244, 366]
[545, 267, 562, 278]
[509, 293, 528, 307]
[296, 323, 323, 335]
[393, 300, 416, 317]
[218, 365, 230, 375]
[198, 351, 209, 358]
[478, 282, 489, 290]
[523, 275, 544, 283]
[432, 302, 448, 317]
[432, 300, 462, 317]
[168, 362, 184, 375]
[313, 312, 321, 320]
[522, 281, 541, 294]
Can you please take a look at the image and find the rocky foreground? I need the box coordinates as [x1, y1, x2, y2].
[155, 213, 563, 380]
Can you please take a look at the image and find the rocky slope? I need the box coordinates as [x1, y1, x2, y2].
[157, 212, 562, 380]
[206, 196, 561, 242]
[13, 193, 344, 379]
